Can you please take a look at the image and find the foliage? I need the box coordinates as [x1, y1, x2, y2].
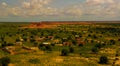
[16, 38, 21, 42]
[28, 58, 40, 64]
[91, 47, 98, 53]
[95, 43, 103, 49]
[0, 57, 11, 66]
[61, 49, 69, 56]
[0, 22, 120, 65]
[109, 40, 116, 45]
[69, 47, 74, 53]
[38, 44, 52, 51]
[45, 45, 52, 51]
[99, 56, 108, 64]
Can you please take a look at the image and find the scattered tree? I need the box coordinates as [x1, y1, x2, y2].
[45, 45, 52, 51]
[16, 38, 20, 42]
[61, 49, 69, 56]
[99, 55, 108, 64]
[69, 47, 74, 53]
[0, 57, 11, 66]
[95, 43, 103, 49]
[91, 47, 98, 53]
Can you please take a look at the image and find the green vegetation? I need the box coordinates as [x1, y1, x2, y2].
[61, 48, 69, 56]
[28, 58, 40, 64]
[99, 55, 108, 64]
[0, 22, 120, 66]
[0, 57, 11, 66]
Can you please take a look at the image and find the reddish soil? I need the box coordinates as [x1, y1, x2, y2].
[23, 21, 93, 28]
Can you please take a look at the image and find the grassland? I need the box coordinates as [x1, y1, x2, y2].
[0, 22, 120, 66]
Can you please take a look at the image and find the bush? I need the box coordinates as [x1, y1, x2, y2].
[1, 41, 7, 47]
[95, 43, 103, 49]
[69, 47, 74, 53]
[110, 40, 116, 45]
[23, 37, 27, 42]
[16, 38, 20, 42]
[7, 43, 14, 46]
[91, 47, 98, 53]
[61, 49, 69, 56]
[33, 42, 38, 47]
[1, 42, 14, 47]
[40, 46, 46, 51]
[30, 39, 36, 43]
[72, 40, 77, 45]
[45, 45, 52, 51]
[99, 56, 108, 64]
[51, 43, 55, 46]
[78, 43, 83, 46]
[29, 58, 40, 64]
[38, 44, 52, 51]
[0, 57, 11, 66]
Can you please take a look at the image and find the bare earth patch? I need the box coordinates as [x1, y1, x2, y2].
[8, 63, 14, 66]
[52, 57, 64, 63]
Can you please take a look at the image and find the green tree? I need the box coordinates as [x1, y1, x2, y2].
[69, 47, 74, 53]
[91, 47, 98, 53]
[0, 57, 11, 66]
[99, 56, 108, 64]
[72, 40, 77, 45]
[1, 37, 5, 41]
[16, 38, 20, 42]
[110, 40, 116, 45]
[1, 41, 7, 47]
[61, 49, 69, 56]
[30, 39, 36, 43]
[45, 45, 52, 51]
[95, 43, 103, 49]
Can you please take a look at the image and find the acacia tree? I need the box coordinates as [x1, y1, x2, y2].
[91, 47, 98, 53]
[110, 40, 116, 45]
[61, 49, 69, 56]
[69, 47, 74, 53]
[99, 56, 108, 64]
[0, 57, 11, 66]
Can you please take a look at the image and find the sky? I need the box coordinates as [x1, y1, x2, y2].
[0, 0, 120, 22]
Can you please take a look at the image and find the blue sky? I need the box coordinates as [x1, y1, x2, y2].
[0, 0, 120, 22]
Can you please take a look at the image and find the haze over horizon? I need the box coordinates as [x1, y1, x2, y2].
[0, 0, 120, 22]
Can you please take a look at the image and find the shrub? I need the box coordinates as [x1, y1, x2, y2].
[110, 40, 116, 45]
[33, 42, 38, 47]
[29, 58, 40, 64]
[0, 57, 11, 66]
[16, 38, 21, 42]
[40, 46, 46, 51]
[23, 37, 27, 42]
[61, 49, 69, 56]
[72, 40, 77, 45]
[99, 56, 108, 64]
[7, 43, 14, 46]
[1, 37, 5, 41]
[91, 47, 98, 53]
[30, 39, 36, 43]
[45, 45, 52, 51]
[95, 43, 103, 49]
[1, 42, 14, 47]
[51, 43, 55, 46]
[69, 47, 74, 53]
[38, 44, 52, 51]
[78, 43, 83, 46]
[1, 42, 7, 47]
